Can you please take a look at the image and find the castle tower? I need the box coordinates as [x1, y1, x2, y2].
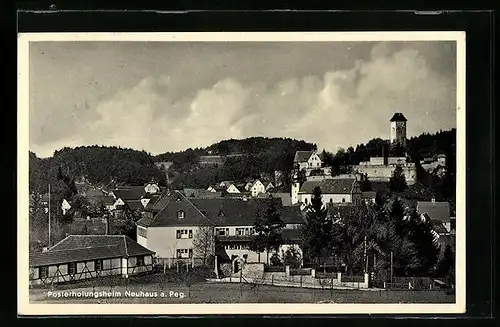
[389, 112, 407, 148]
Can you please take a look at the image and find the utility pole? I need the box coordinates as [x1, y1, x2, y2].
[48, 184, 51, 248]
[390, 251, 393, 287]
[363, 235, 367, 273]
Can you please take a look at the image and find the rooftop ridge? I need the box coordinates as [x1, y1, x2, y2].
[44, 244, 121, 253]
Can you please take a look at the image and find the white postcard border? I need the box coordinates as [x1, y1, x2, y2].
[17, 31, 466, 315]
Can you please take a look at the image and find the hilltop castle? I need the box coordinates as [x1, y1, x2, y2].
[352, 112, 417, 184]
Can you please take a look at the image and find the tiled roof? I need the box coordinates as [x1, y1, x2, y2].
[125, 200, 145, 211]
[112, 186, 146, 201]
[142, 191, 304, 228]
[389, 112, 407, 122]
[431, 220, 448, 234]
[30, 235, 153, 267]
[417, 201, 450, 222]
[147, 192, 216, 228]
[299, 178, 360, 195]
[86, 188, 105, 198]
[361, 191, 377, 199]
[271, 192, 292, 206]
[144, 194, 162, 211]
[183, 188, 223, 198]
[294, 151, 313, 163]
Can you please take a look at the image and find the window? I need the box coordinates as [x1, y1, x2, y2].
[176, 249, 191, 259]
[137, 227, 147, 238]
[176, 229, 193, 239]
[68, 262, 77, 275]
[136, 256, 144, 266]
[39, 266, 48, 279]
[236, 228, 248, 236]
[177, 210, 185, 219]
[342, 198, 346, 203]
[95, 260, 103, 271]
[216, 228, 229, 236]
[305, 198, 309, 204]
[329, 198, 333, 204]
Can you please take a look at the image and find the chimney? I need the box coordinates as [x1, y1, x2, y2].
[42, 247, 49, 253]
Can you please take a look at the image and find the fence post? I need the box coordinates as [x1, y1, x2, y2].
[272, 274, 274, 286]
[285, 265, 290, 277]
[338, 272, 342, 283]
[300, 275, 302, 288]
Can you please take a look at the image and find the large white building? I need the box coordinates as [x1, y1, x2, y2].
[291, 175, 363, 206]
[351, 113, 417, 185]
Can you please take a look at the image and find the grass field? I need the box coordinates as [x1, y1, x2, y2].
[30, 281, 455, 304]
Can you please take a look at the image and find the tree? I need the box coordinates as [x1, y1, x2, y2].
[283, 246, 302, 269]
[192, 226, 216, 266]
[29, 193, 49, 252]
[249, 199, 285, 264]
[389, 165, 408, 192]
[301, 187, 334, 266]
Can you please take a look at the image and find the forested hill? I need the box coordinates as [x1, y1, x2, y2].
[29, 146, 166, 195]
[29, 138, 317, 194]
[153, 137, 316, 162]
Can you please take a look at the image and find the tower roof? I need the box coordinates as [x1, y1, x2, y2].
[390, 113, 407, 122]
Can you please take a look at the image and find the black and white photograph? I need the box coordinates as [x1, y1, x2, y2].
[17, 32, 466, 315]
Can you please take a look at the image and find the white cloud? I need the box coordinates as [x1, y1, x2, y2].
[31, 44, 456, 157]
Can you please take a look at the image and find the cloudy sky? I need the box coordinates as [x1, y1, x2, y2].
[29, 40, 456, 158]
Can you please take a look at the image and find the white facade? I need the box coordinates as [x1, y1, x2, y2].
[390, 120, 407, 147]
[299, 193, 363, 206]
[226, 184, 241, 194]
[251, 180, 266, 197]
[291, 181, 301, 205]
[144, 183, 160, 194]
[61, 199, 72, 215]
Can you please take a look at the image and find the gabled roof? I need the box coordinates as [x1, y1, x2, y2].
[144, 194, 162, 211]
[361, 191, 377, 199]
[86, 188, 105, 198]
[417, 201, 450, 222]
[30, 235, 153, 267]
[390, 113, 407, 122]
[112, 187, 146, 201]
[125, 200, 145, 211]
[299, 178, 360, 195]
[271, 193, 292, 206]
[294, 151, 314, 163]
[145, 191, 216, 228]
[142, 193, 304, 228]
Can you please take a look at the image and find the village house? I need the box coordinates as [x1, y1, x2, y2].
[293, 150, 331, 177]
[61, 199, 72, 215]
[417, 200, 454, 256]
[111, 182, 164, 213]
[420, 154, 447, 177]
[291, 176, 363, 206]
[29, 235, 154, 286]
[136, 191, 305, 266]
[250, 179, 266, 197]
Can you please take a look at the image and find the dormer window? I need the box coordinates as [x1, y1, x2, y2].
[177, 210, 185, 219]
[176, 196, 181, 202]
[218, 210, 224, 217]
